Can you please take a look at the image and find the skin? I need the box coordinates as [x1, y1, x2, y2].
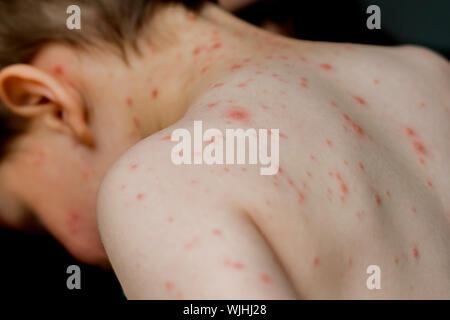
[218, 0, 258, 11]
[1, 3, 450, 298]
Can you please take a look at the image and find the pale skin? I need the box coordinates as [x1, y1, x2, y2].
[0, 3, 449, 298]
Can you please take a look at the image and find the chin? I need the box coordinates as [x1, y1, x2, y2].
[64, 235, 111, 269]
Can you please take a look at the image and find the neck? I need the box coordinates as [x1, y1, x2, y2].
[127, 3, 267, 136]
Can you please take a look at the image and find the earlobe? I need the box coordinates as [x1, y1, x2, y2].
[0, 64, 94, 147]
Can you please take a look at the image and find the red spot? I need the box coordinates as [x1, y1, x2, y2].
[260, 274, 271, 284]
[225, 107, 250, 123]
[130, 164, 138, 170]
[133, 117, 141, 129]
[161, 135, 171, 141]
[280, 133, 288, 139]
[54, 65, 64, 76]
[313, 257, 320, 267]
[185, 237, 198, 250]
[299, 56, 308, 62]
[326, 139, 333, 147]
[412, 245, 419, 260]
[193, 46, 203, 55]
[225, 259, 245, 270]
[356, 210, 365, 220]
[375, 193, 382, 206]
[81, 170, 93, 182]
[336, 173, 349, 199]
[427, 180, 433, 188]
[351, 123, 364, 136]
[211, 42, 222, 50]
[386, 190, 391, 198]
[67, 210, 80, 235]
[405, 127, 416, 137]
[237, 83, 247, 88]
[233, 262, 244, 270]
[137, 193, 145, 201]
[320, 63, 333, 71]
[201, 66, 209, 74]
[126, 97, 134, 108]
[419, 102, 426, 108]
[212, 83, 224, 89]
[330, 101, 337, 107]
[230, 64, 242, 71]
[165, 282, 174, 290]
[394, 257, 400, 265]
[298, 192, 305, 204]
[413, 141, 427, 155]
[343, 114, 364, 136]
[374, 79, 380, 85]
[32, 149, 46, 167]
[213, 229, 222, 236]
[300, 77, 308, 88]
[207, 102, 218, 108]
[152, 89, 159, 99]
[353, 96, 367, 106]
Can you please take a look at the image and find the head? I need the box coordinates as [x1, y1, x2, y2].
[0, 0, 210, 266]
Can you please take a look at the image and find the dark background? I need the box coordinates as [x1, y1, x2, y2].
[237, 0, 450, 58]
[1, 0, 448, 300]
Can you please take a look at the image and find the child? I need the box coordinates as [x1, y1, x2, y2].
[0, 0, 449, 298]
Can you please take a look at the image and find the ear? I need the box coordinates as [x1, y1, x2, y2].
[0, 64, 94, 146]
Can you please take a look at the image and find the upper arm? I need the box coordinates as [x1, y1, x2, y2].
[97, 121, 296, 299]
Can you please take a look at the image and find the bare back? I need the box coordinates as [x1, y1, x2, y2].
[97, 37, 450, 299]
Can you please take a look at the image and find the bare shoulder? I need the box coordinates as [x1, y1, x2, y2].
[96, 112, 296, 299]
[385, 45, 449, 81]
